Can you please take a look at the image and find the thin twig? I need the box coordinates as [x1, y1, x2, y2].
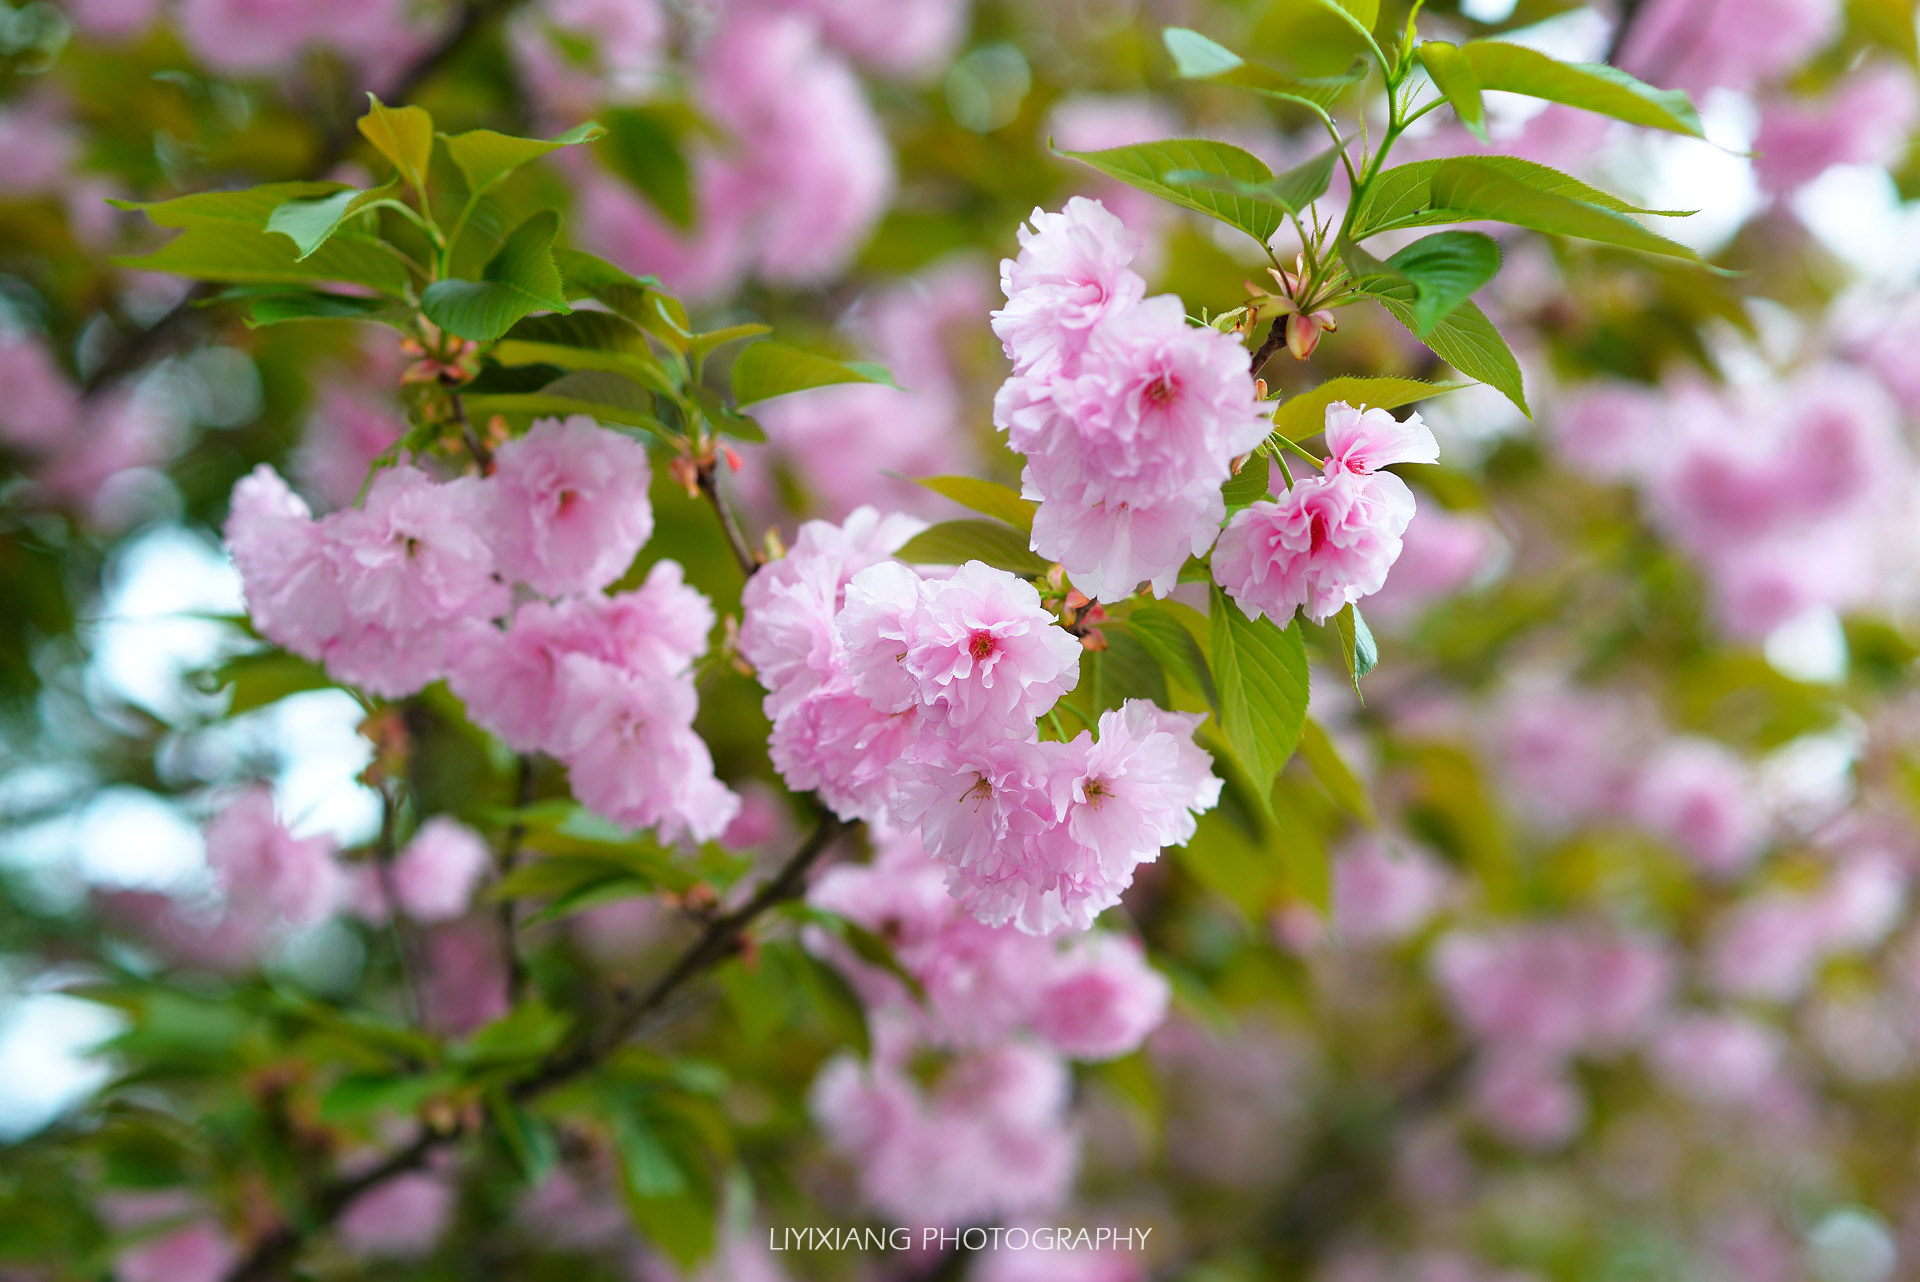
[451, 391, 492, 473]
[498, 754, 535, 1001]
[373, 787, 427, 1028]
[1249, 319, 1289, 377]
[695, 459, 758, 579]
[80, 0, 525, 399]
[1604, 0, 1648, 65]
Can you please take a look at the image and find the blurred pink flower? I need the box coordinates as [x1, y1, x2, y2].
[99, 1191, 236, 1282]
[294, 387, 405, 512]
[1470, 1051, 1586, 1150]
[337, 1171, 454, 1259]
[1755, 64, 1920, 195]
[1649, 1012, 1785, 1104]
[422, 919, 510, 1035]
[205, 785, 342, 926]
[1332, 836, 1449, 945]
[1627, 737, 1768, 875]
[1363, 502, 1497, 625]
[1619, 0, 1840, 96]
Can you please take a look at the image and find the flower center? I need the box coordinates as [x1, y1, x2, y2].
[1309, 512, 1329, 556]
[968, 629, 998, 662]
[1144, 374, 1178, 407]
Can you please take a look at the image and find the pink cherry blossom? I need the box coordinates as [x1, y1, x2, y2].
[1470, 1051, 1586, 1150]
[487, 415, 653, 597]
[844, 559, 1083, 732]
[1432, 925, 1672, 1058]
[767, 684, 923, 823]
[1031, 932, 1170, 1059]
[0, 333, 78, 453]
[551, 654, 741, 843]
[422, 919, 509, 1035]
[757, 0, 970, 79]
[1755, 64, 1920, 196]
[204, 786, 341, 926]
[1619, 0, 1840, 96]
[1212, 468, 1415, 625]
[337, 1172, 454, 1259]
[1363, 502, 1498, 625]
[810, 1039, 1077, 1225]
[513, 0, 667, 116]
[1627, 738, 1768, 875]
[1036, 700, 1223, 933]
[100, 1191, 237, 1282]
[1321, 402, 1440, 478]
[739, 506, 926, 718]
[1025, 477, 1224, 603]
[63, 0, 163, 37]
[328, 463, 505, 634]
[1649, 1013, 1785, 1105]
[993, 196, 1147, 379]
[1333, 836, 1450, 944]
[891, 733, 1065, 932]
[387, 816, 491, 923]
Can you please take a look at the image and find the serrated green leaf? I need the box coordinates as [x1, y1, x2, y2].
[602, 106, 693, 229]
[245, 291, 403, 327]
[1057, 138, 1286, 245]
[1271, 375, 1466, 441]
[359, 95, 434, 190]
[1417, 41, 1488, 143]
[462, 369, 667, 437]
[1127, 599, 1218, 711]
[265, 180, 400, 260]
[1304, 0, 1381, 48]
[1345, 243, 1529, 415]
[1208, 583, 1311, 814]
[911, 475, 1036, 533]
[894, 520, 1050, 576]
[112, 183, 412, 294]
[421, 210, 572, 342]
[1163, 27, 1367, 112]
[443, 121, 607, 197]
[687, 322, 771, 364]
[1424, 157, 1701, 261]
[1164, 142, 1344, 216]
[1335, 601, 1378, 694]
[687, 385, 766, 443]
[729, 341, 888, 405]
[1461, 41, 1704, 137]
[1350, 155, 1687, 239]
[1385, 230, 1502, 335]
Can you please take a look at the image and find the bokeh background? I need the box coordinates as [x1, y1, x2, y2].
[6, 0, 1920, 1279]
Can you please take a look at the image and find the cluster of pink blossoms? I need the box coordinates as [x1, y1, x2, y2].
[1213, 402, 1441, 625]
[991, 197, 1273, 600]
[740, 507, 1222, 935]
[988, 198, 1439, 621]
[805, 828, 1170, 1224]
[226, 414, 739, 842]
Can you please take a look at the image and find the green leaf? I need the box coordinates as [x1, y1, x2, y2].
[358, 94, 435, 190]
[911, 475, 1036, 534]
[792, 906, 929, 1006]
[1304, 0, 1381, 48]
[421, 209, 572, 342]
[1345, 243, 1529, 415]
[1208, 583, 1311, 813]
[1271, 375, 1466, 441]
[488, 1092, 559, 1185]
[491, 311, 677, 399]
[1085, 626, 1170, 715]
[894, 520, 1050, 576]
[245, 291, 401, 327]
[112, 183, 412, 294]
[729, 340, 889, 405]
[1056, 138, 1286, 246]
[1350, 155, 1686, 239]
[1299, 716, 1374, 823]
[1222, 451, 1272, 507]
[1461, 41, 1705, 137]
[1850, 0, 1920, 64]
[1335, 602, 1378, 694]
[1126, 599, 1217, 711]
[1423, 157, 1701, 260]
[1163, 27, 1367, 113]
[319, 1071, 456, 1123]
[1177, 810, 1284, 917]
[463, 369, 666, 437]
[1164, 143, 1345, 216]
[1385, 230, 1502, 335]
[452, 1001, 572, 1070]
[687, 322, 772, 365]
[554, 246, 661, 320]
[265, 181, 401, 260]
[443, 120, 607, 197]
[202, 650, 334, 714]
[612, 1108, 686, 1198]
[1416, 41, 1488, 143]
[602, 106, 694, 229]
[688, 385, 767, 442]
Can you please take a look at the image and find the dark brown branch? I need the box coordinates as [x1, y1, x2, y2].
[1605, 0, 1648, 65]
[80, 0, 524, 399]
[1249, 318, 1289, 378]
[215, 811, 851, 1282]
